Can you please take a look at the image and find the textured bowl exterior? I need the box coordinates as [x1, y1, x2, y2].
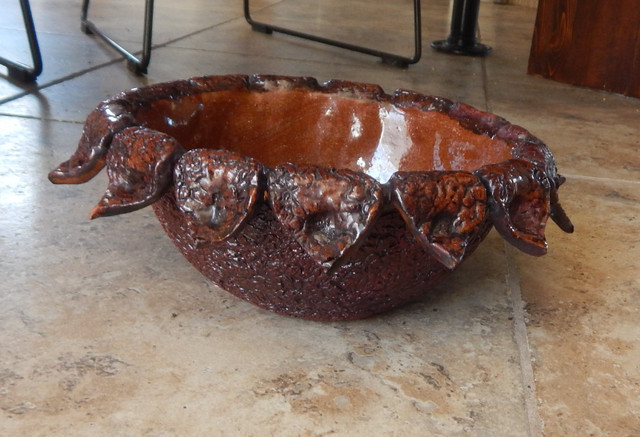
[152, 194, 491, 320]
[48, 74, 573, 320]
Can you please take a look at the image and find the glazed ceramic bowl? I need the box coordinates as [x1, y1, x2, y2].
[49, 74, 573, 320]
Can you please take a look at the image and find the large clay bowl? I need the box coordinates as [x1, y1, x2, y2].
[49, 74, 573, 320]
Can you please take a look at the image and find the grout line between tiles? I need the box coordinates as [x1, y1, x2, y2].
[505, 243, 543, 437]
[477, 22, 492, 114]
[562, 173, 640, 185]
[0, 111, 85, 123]
[482, 22, 541, 432]
[0, 56, 127, 106]
[481, 58, 491, 112]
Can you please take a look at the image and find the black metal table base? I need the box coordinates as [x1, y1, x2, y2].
[243, 0, 422, 68]
[81, 0, 154, 75]
[431, 0, 491, 57]
[0, 0, 42, 82]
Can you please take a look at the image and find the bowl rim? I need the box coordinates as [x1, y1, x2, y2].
[48, 74, 574, 271]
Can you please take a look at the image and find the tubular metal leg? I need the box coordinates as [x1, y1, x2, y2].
[244, 0, 421, 68]
[81, 0, 154, 75]
[430, 0, 491, 56]
[0, 0, 43, 82]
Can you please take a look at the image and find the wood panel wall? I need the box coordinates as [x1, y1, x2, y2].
[528, 0, 640, 98]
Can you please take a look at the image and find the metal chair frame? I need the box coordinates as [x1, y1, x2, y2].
[243, 0, 422, 68]
[0, 0, 43, 82]
[2, 0, 489, 81]
[81, 0, 154, 75]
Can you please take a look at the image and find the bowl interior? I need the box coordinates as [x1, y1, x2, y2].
[135, 89, 513, 182]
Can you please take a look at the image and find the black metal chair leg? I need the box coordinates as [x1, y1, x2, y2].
[244, 0, 421, 68]
[0, 0, 43, 82]
[430, 0, 491, 56]
[81, 0, 154, 75]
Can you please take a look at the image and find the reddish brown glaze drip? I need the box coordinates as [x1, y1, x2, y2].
[48, 74, 574, 320]
[268, 164, 383, 269]
[549, 176, 574, 234]
[49, 102, 136, 184]
[174, 149, 263, 242]
[390, 171, 487, 269]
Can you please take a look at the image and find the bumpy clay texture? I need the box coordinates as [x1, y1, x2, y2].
[49, 74, 573, 320]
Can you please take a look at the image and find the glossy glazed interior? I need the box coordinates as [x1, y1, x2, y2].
[135, 89, 513, 182]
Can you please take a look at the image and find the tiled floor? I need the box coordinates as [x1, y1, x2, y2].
[1, 0, 639, 435]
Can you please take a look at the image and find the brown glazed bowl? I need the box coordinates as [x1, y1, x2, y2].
[49, 74, 573, 321]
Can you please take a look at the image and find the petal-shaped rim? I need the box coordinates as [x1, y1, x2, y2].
[48, 74, 574, 270]
[390, 171, 488, 269]
[475, 160, 551, 256]
[174, 149, 264, 242]
[89, 126, 183, 219]
[268, 163, 384, 269]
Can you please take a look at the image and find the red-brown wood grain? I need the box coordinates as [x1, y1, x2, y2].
[528, 0, 640, 98]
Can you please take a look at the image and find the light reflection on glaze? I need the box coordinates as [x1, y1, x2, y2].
[350, 114, 363, 139]
[432, 132, 445, 170]
[165, 102, 204, 129]
[361, 105, 412, 183]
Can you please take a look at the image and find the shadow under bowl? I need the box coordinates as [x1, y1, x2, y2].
[49, 74, 573, 320]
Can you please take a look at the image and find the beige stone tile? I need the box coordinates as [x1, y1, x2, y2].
[482, 2, 640, 184]
[3, 0, 493, 118]
[0, 29, 123, 103]
[243, 0, 444, 58]
[0, 67, 145, 122]
[477, 0, 538, 56]
[0, 36, 488, 123]
[514, 178, 640, 435]
[151, 43, 487, 107]
[9, 0, 639, 435]
[0, 0, 243, 102]
[486, 81, 640, 183]
[28, 0, 241, 41]
[1, 115, 532, 435]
